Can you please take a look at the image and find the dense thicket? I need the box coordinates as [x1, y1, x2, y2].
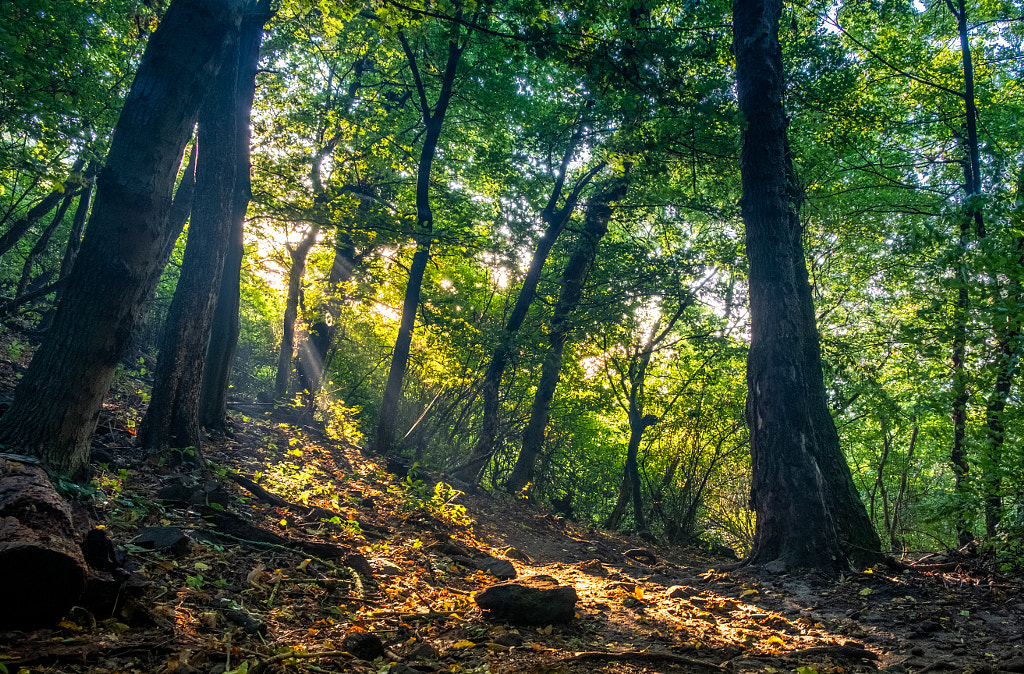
[1, 0, 1022, 571]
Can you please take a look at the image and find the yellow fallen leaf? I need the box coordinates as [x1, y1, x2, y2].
[297, 558, 311, 571]
[859, 588, 872, 596]
[740, 589, 759, 599]
[452, 640, 476, 649]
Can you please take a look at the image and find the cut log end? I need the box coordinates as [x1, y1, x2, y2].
[0, 543, 86, 630]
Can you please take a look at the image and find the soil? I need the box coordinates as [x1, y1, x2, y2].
[1, 376, 1022, 673]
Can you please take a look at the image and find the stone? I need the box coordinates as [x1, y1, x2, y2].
[474, 575, 578, 625]
[344, 553, 374, 579]
[342, 632, 385, 660]
[475, 556, 516, 580]
[492, 632, 524, 647]
[667, 585, 697, 599]
[131, 527, 191, 554]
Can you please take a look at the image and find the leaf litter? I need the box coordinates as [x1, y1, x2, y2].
[1, 403, 1023, 674]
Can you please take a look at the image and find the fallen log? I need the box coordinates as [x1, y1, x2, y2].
[0, 454, 87, 629]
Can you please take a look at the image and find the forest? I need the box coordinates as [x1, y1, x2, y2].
[0, 0, 1023, 671]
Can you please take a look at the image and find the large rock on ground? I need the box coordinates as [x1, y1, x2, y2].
[474, 575, 577, 625]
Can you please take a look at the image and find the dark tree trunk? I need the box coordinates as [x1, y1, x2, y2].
[13, 158, 87, 299]
[454, 134, 602, 482]
[734, 0, 880, 574]
[295, 228, 357, 399]
[44, 161, 101, 316]
[0, 0, 244, 477]
[946, 0, 985, 546]
[0, 176, 80, 260]
[274, 225, 320, 400]
[981, 235, 1023, 537]
[139, 23, 244, 451]
[372, 35, 463, 454]
[506, 177, 627, 493]
[199, 0, 271, 430]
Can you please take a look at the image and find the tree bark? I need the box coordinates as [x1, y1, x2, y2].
[0, 454, 88, 630]
[506, 177, 627, 493]
[200, 0, 272, 430]
[0, 0, 244, 477]
[734, 0, 880, 574]
[371, 34, 464, 454]
[139, 25, 243, 452]
[42, 161, 101, 322]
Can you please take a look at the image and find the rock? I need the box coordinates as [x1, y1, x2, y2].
[343, 632, 385, 660]
[475, 556, 516, 580]
[374, 563, 405, 576]
[407, 642, 438, 660]
[577, 559, 607, 576]
[917, 619, 943, 633]
[492, 632, 524, 647]
[81, 528, 119, 571]
[667, 585, 697, 599]
[911, 647, 925, 656]
[131, 527, 191, 554]
[624, 548, 658, 565]
[504, 547, 532, 563]
[344, 553, 374, 578]
[157, 481, 201, 505]
[475, 575, 578, 625]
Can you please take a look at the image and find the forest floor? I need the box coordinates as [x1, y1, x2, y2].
[1, 346, 1023, 673]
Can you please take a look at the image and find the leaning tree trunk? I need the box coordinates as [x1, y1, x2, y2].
[454, 142, 602, 482]
[13, 158, 87, 299]
[506, 177, 627, 493]
[0, 0, 244, 477]
[273, 225, 320, 400]
[139, 25, 243, 452]
[372, 35, 463, 454]
[734, 0, 879, 574]
[199, 0, 271, 430]
[0, 164, 85, 260]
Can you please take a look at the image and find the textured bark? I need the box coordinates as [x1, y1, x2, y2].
[200, 0, 271, 429]
[0, 0, 244, 477]
[734, 0, 880, 574]
[372, 35, 463, 454]
[506, 177, 627, 494]
[0, 454, 87, 630]
[140, 24, 243, 451]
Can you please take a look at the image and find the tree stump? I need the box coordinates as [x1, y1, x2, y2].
[0, 454, 87, 630]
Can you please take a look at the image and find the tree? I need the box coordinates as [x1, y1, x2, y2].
[733, 0, 880, 573]
[200, 0, 274, 430]
[370, 25, 468, 454]
[0, 0, 245, 476]
[506, 175, 628, 493]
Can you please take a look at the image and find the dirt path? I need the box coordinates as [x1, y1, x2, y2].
[1, 405, 1021, 674]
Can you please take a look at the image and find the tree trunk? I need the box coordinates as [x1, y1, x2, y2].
[455, 138, 602, 482]
[0, 0, 244, 477]
[0, 454, 88, 630]
[199, 0, 271, 430]
[506, 177, 627, 493]
[295, 227, 357, 400]
[734, 0, 880, 574]
[0, 175, 81, 260]
[372, 35, 464, 454]
[273, 225, 320, 400]
[139, 24, 244, 452]
[13, 158, 87, 299]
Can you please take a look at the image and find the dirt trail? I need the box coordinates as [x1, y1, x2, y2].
[1, 404, 1022, 674]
